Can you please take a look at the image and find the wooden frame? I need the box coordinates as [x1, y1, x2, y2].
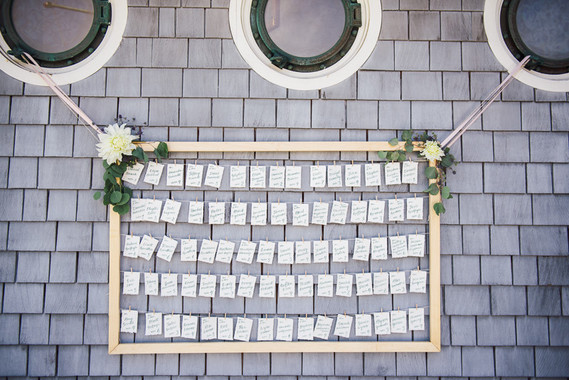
[108, 141, 441, 354]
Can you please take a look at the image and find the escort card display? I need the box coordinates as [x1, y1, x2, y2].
[108, 141, 441, 355]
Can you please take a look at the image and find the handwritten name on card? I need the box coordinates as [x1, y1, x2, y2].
[180, 238, 198, 261]
[130, 198, 147, 221]
[295, 241, 311, 264]
[123, 271, 140, 295]
[278, 275, 295, 298]
[257, 318, 274, 341]
[166, 164, 184, 187]
[408, 308, 425, 331]
[409, 270, 427, 293]
[250, 166, 266, 188]
[259, 275, 276, 298]
[317, 274, 334, 297]
[156, 235, 178, 262]
[121, 309, 138, 333]
[310, 165, 326, 188]
[188, 201, 204, 224]
[201, 317, 217, 340]
[144, 199, 163, 223]
[297, 317, 314, 341]
[336, 273, 353, 297]
[367, 199, 385, 223]
[236, 240, 256, 264]
[313, 240, 329, 263]
[145, 272, 159, 295]
[407, 234, 425, 257]
[406, 197, 423, 220]
[250, 202, 267, 226]
[257, 240, 275, 264]
[353, 238, 371, 262]
[204, 163, 224, 188]
[327, 165, 342, 187]
[402, 161, 418, 184]
[219, 275, 236, 298]
[160, 199, 181, 224]
[182, 315, 198, 339]
[270, 202, 287, 225]
[161, 273, 178, 297]
[269, 166, 285, 188]
[145, 312, 162, 336]
[313, 315, 333, 340]
[164, 314, 181, 338]
[329, 201, 348, 224]
[138, 235, 159, 261]
[332, 239, 349, 263]
[237, 274, 256, 298]
[350, 200, 368, 223]
[199, 274, 217, 297]
[208, 202, 226, 225]
[230, 165, 246, 188]
[122, 162, 144, 185]
[384, 162, 401, 185]
[355, 272, 373, 296]
[373, 312, 390, 335]
[390, 310, 407, 333]
[365, 163, 382, 186]
[390, 235, 408, 258]
[198, 239, 218, 264]
[311, 202, 329, 225]
[345, 164, 361, 187]
[216, 239, 235, 264]
[285, 166, 302, 189]
[276, 318, 294, 341]
[389, 271, 407, 294]
[334, 314, 353, 338]
[218, 317, 233, 340]
[297, 275, 314, 297]
[181, 274, 197, 297]
[278, 241, 294, 264]
[144, 161, 164, 186]
[388, 199, 404, 221]
[234, 317, 253, 342]
[356, 313, 372, 337]
[371, 237, 388, 260]
[230, 202, 247, 225]
[123, 235, 140, 258]
[373, 272, 389, 295]
[292, 203, 309, 226]
[186, 164, 204, 187]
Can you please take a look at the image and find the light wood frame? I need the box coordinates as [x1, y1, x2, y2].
[108, 141, 441, 354]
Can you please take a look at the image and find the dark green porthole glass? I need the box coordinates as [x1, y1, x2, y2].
[0, 0, 111, 68]
[251, 0, 361, 72]
[500, 0, 569, 74]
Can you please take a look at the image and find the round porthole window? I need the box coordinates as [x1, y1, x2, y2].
[485, 0, 569, 92]
[230, 0, 381, 90]
[0, 0, 127, 85]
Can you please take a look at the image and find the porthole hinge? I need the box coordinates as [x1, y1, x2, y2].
[97, 0, 112, 25]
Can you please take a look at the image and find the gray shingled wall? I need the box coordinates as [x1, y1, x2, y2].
[1, 0, 569, 377]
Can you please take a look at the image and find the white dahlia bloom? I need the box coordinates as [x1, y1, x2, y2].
[420, 140, 445, 161]
[96, 123, 137, 165]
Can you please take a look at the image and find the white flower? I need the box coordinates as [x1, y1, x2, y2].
[96, 123, 137, 165]
[420, 140, 445, 161]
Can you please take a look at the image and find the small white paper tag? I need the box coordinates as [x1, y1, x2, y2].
[181, 315, 198, 339]
[161, 273, 178, 297]
[219, 275, 236, 298]
[297, 274, 314, 297]
[310, 165, 326, 188]
[406, 197, 424, 220]
[356, 314, 372, 336]
[278, 241, 294, 264]
[317, 274, 334, 297]
[367, 200, 385, 223]
[409, 270, 427, 293]
[259, 275, 276, 298]
[330, 201, 348, 224]
[123, 235, 140, 258]
[144, 161, 164, 186]
[373, 272, 389, 295]
[201, 317, 217, 340]
[218, 317, 233, 341]
[130, 198, 146, 221]
[199, 274, 217, 297]
[334, 314, 353, 338]
[350, 200, 368, 223]
[311, 202, 329, 225]
[355, 272, 373, 296]
[327, 165, 342, 187]
[123, 271, 140, 295]
[144, 199, 162, 223]
[186, 164, 204, 187]
[164, 314, 181, 338]
[236, 240, 256, 264]
[145, 272, 158, 296]
[297, 317, 314, 340]
[389, 271, 407, 294]
[216, 239, 235, 264]
[181, 274, 198, 297]
[388, 199, 404, 222]
[390, 235, 408, 258]
[257, 318, 274, 341]
[402, 161, 418, 184]
[204, 163, 224, 188]
[276, 318, 294, 341]
[332, 239, 349, 263]
[257, 240, 275, 264]
[198, 239, 218, 264]
[234, 317, 253, 342]
[269, 166, 285, 188]
[166, 164, 184, 187]
[371, 237, 388, 260]
[208, 202, 226, 225]
[364, 163, 381, 186]
[145, 312, 162, 336]
[345, 164, 361, 187]
[237, 274, 256, 298]
[390, 310, 407, 333]
[285, 166, 302, 189]
[384, 162, 401, 185]
[180, 239, 198, 261]
[407, 234, 425, 257]
[156, 235, 178, 262]
[292, 203, 309, 226]
[408, 308, 425, 331]
[138, 234, 159, 261]
[230, 202, 247, 225]
[250, 166, 266, 188]
[250, 202, 267, 226]
[160, 199, 181, 224]
[121, 309, 138, 333]
[188, 201, 204, 224]
[270, 202, 287, 225]
[313, 240, 329, 263]
[336, 273, 353, 297]
[278, 275, 295, 298]
[230, 165, 246, 188]
[313, 315, 333, 340]
[374, 312, 391, 335]
[122, 162, 144, 185]
[295, 241, 311, 264]
[353, 238, 371, 262]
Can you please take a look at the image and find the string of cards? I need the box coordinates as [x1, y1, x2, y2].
[122, 161, 420, 188]
[130, 196, 424, 225]
[123, 232, 426, 263]
[120, 307, 426, 340]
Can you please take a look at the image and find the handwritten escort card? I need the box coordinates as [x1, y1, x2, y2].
[257, 240, 275, 264]
[144, 161, 164, 185]
[199, 274, 217, 297]
[356, 313, 372, 336]
[276, 318, 294, 341]
[334, 314, 353, 338]
[402, 161, 418, 184]
[293, 203, 309, 226]
[408, 234, 425, 257]
[336, 273, 353, 297]
[313, 240, 329, 263]
[237, 274, 256, 298]
[186, 164, 204, 187]
[353, 238, 371, 261]
[144, 199, 162, 223]
[160, 199, 181, 224]
[373, 312, 391, 335]
[270, 203, 287, 225]
[145, 312, 162, 336]
[130, 198, 147, 221]
[313, 315, 333, 340]
[317, 274, 334, 297]
[285, 166, 302, 189]
[409, 270, 427, 293]
[328, 165, 342, 187]
[198, 239, 218, 264]
[367, 199, 385, 223]
[406, 197, 423, 220]
[188, 201, 204, 224]
[295, 241, 311, 264]
[389, 271, 407, 294]
[250, 202, 267, 226]
[312, 202, 329, 225]
[250, 166, 266, 188]
[297, 274, 314, 297]
[371, 237, 388, 260]
[161, 273, 178, 296]
[236, 240, 256, 264]
[164, 314, 181, 338]
[218, 317, 233, 340]
[269, 165, 285, 188]
[332, 239, 349, 263]
[166, 164, 184, 187]
[138, 235, 159, 261]
[234, 317, 253, 342]
[390, 235, 408, 258]
[298, 317, 314, 340]
[123, 271, 140, 295]
[230, 202, 247, 226]
[122, 162, 144, 185]
[208, 202, 226, 225]
[145, 272, 159, 295]
[408, 307, 424, 331]
[230, 165, 246, 188]
[384, 162, 401, 185]
[259, 274, 276, 298]
[257, 318, 274, 341]
[121, 309, 138, 333]
[182, 315, 198, 339]
[365, 163, 382, 186]
[390, 310, 407, 333]
[180, 238, 198, 261]
[351, 200, 368, 223]
[330, 201, 348, 224]
[181, 274, 197, 297]
[355, 272, 373, 296]
[278, 275, 295, 298]
[345, 164, 361, 187]
[373, 272, 389, 295]
[156, 235, 178, 262]
[310, 165, 326, 188]
[123, 235, 140, 258]
[216, 240, 235, 264]
[201, 316, 217, 340]
[204, 163, 224, 188]
[388, 199, 404, 221]
[278, 241, 294, 264]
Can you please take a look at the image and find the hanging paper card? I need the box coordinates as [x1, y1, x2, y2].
[406, 197, 423, 220]
[364, 163, 381, 186]
[208, 202, 226, 225]
[408, 234, 425, 257]
[144, 161, 164, 186]
[204, 163, 224, 188]
[311, 202, 329, 225]
[327, 165, 342, 187]
[237, 274, 256, 298]
[123, 235, 140, 258]
[250, 202, 267, 226]
[234, 317, 253, 342]
[130, 198, 147, 221]
[350, 200, 368, 223]
[329, 201, 348, 224]
[295, 241, 311, 264]
[145, 312, 162, 336]
[409, 270, 427, 293]
[156, 235, 178, 262]
[356, 314, 372, 336]
[250, 166, 266, 188]
[188, 201, 204, 224]
[259, 275, 276, 298]
[332, 239, 349, 263]
[313, 315, 333, 340]
[317, 274, 334, 297]
[145, 272, 159, 296]
[181, 274, 198, 297]
[371, 237, 388, 260]
[144, 199, 162, 223]
[336, 273, 353, 297]
[390, 310, 407, 333]
[257, 318, 274, 341]
[389, 271, 407, 294]
[138, 234, 159, 261]
[292, 203, 309, 226]
[215, 239, 235, 264]
[164, 314, 181, 338]
[160, 199, 181, 224]
[402, 161, 418, 184]
[373, 272, 389, 295]
[345, 164, 361, 187]
[181, 315, 198, 339]
[161, 273, 178, 296]
[297, 274, 314, 297]
[373, 312, 390, 335]
[122, 162, 144, 185]
[270, 202, 287, 225]
[353, 238, 371, 261]
[285, 166, 302, 189]
[236, 240, 256, 264]
[219, 275, 236, 298]
[166, 164, 184, 187]
[334, 314, 353, 338]
[230, 202, 247, 225]
[278, 241, 294, 264]
[388, 199, 404, 221]
[384, 162, 401, 185]
[180, 238, 198, 261]
[269, 165, 285, 188]
[408, 308, 425, 331]
[257, 240, 275, 264]
[313, 240, 329, 263]
[201, 317, 217, 340]
[298, 317, 314, 340]
[367, 200, 385, 223]
[278, 275, 295, 298]
[121, 309, 138, 333]
[218, 317, 233, 340]
[310, 165, 326, 188]
[123, 271, 140, 295]
[199, 274, 217, 297]
[186, 164, 204, 187]
[230, 165, 246, 188]
[276, 318, 294, 341]
[390, 235, 408, 258]
[355, 272, 373, 296]
[198, 239, 218, 264]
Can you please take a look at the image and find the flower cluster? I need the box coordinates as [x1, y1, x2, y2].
[97, 123, 137, 165]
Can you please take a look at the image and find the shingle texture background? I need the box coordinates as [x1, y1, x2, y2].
[1, 0, 569, 377]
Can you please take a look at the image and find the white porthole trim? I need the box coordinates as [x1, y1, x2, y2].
[0, 0, 127, 86]
[229, 0, 381, 90]
[484, 0, 569, 92]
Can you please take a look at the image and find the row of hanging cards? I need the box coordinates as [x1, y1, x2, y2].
[122, 161, 420, 188]
[121, 309, 426, 338]
[123, 233, 426, 263]
[122, 270, 427, 298]
[129, 197, 425, 225]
